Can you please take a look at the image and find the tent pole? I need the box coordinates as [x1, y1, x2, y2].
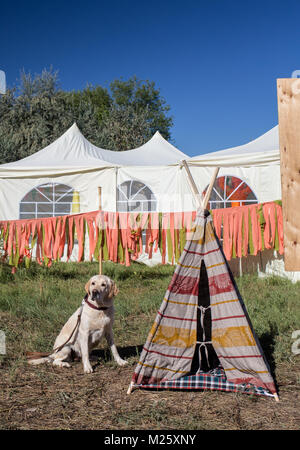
[127, 381, 134, 395]
[98, 186, 103, 276]
[181, 160, 202, 209]
[201, 167, 220, 210]
[274, 393, 280, 402]
[181, 160, 219, 210]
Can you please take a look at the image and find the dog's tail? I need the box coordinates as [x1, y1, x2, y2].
[26, 351, 52, 365]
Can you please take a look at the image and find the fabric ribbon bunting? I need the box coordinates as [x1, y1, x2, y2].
[0, 201, 284, 269]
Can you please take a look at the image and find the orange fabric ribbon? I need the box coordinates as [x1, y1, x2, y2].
[0, 202, 284, 270]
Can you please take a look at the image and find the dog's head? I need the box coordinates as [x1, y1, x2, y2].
[85, 275, 119, 307]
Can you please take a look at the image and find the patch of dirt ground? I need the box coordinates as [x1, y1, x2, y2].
[0, 355, 299, 431]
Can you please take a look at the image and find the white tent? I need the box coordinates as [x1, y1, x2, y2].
[190, 125, 280, 166]
[0, 123, 281, 221]
[0, 123, 191, 220]
[186, 125, 281, 208]
[1, 122, 296, 281]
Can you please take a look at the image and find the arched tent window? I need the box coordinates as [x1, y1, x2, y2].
[202, 176, 258, 210]
[19, 183, 80, 219]
[117, 180, 157, 212]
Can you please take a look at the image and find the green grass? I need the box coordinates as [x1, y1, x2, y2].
[0, 260, 300, 430]
[0, 261, 174, 360]
[0, 260, 299, 365]
[238, 274, 300, 364]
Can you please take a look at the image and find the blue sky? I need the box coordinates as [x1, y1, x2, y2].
[1, 0, 300, 156]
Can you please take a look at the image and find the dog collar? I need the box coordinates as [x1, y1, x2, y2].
[83, 294, 108, 311]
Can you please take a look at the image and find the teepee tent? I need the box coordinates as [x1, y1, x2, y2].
[128, 206, 278, 400]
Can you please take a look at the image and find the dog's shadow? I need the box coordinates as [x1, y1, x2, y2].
[90, 345, 143, 369]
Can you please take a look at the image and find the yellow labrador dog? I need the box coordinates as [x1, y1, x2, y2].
[28, 275, 127, 373]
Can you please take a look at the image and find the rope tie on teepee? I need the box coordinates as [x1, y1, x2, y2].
[196, 305, 212, 370]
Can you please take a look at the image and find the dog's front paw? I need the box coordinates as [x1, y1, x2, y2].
[53, 360, 71, 368]
[83, 365, 93, 374]
[117, 358, 128, 367]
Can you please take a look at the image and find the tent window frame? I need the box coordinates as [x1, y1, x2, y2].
[116, 179, 157, 213]
[203, 174, 258, 210]
[19, 182, 80, 219]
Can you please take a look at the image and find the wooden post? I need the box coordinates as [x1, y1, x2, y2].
[277, 78, 300, 271]
[98, 187, 103, 275]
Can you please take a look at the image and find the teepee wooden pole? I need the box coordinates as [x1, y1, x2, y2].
[98, 186, 103, 275]
[182, 160, 219, 210]
[127, 381, 134, 395]
[181, 160, 202, 208]
[202, 167, 220, 210]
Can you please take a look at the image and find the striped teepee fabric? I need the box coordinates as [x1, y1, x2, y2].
[132, 209, 276, 396]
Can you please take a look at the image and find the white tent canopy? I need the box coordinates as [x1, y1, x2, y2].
[0, 123, 282, 221]
[0, 123, 188, 178]
[189, 125, 280, 167]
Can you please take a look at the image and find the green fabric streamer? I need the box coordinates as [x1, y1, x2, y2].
[158, 213, 163, 255]
[274, 207, 279, 251]
[13, 227, 20, 267]
[258, 205, 265, 252]
[232, 238, 236, 259]
[40, 223, 49, 266]
[117, 224, 124, 263]
[241, 214, 245, 257]
[166, 228, 173, 263]
[94, 228, 101, 262]
[174, 229, 180, 263]
[248, 209, 254, 255]
[180, 227, 186, 254]
[102, 227, 109, 261]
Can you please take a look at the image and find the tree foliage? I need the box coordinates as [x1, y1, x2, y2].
[98, 104, 153, 150]
[0, 69, 173, 162]
[110, 76, 173, 140]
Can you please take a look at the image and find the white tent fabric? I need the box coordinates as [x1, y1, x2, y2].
[0, 123, 187, 178]
[189, 126, 280, 167]
[0, 123, 282, 221]
[186, 125, 282, 208]
[0, 124, 190, 218]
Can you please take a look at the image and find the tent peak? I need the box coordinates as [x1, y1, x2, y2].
[66, 122, 82, 134]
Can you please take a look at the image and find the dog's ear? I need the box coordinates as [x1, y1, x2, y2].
[85, 280, 91, 295]
[108, 281, 119, 299]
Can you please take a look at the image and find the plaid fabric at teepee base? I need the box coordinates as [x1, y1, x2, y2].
[131, 208, 277, 397]
[134, 368, 274, 398]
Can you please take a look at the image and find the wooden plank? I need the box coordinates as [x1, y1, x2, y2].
[277, 78, 300, 271]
